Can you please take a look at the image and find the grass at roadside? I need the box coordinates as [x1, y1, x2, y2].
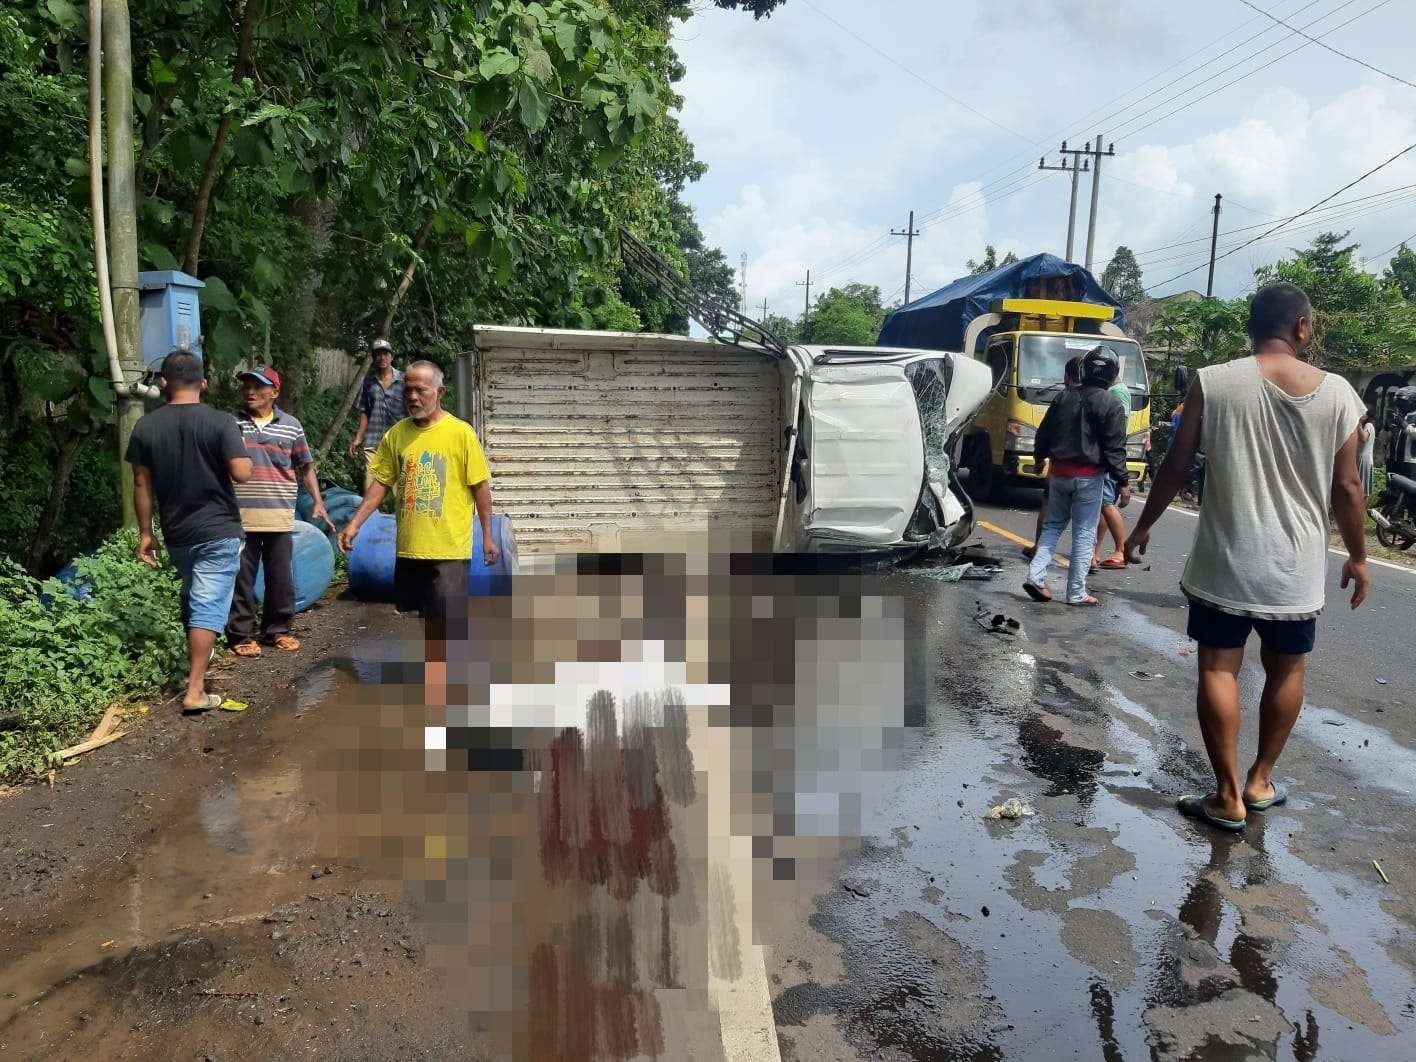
[0, 529, 186, 782]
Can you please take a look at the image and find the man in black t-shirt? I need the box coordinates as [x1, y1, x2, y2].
[126, 350, 253, 712]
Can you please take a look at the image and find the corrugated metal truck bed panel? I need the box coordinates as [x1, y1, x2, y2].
[479, 335, 782, 554]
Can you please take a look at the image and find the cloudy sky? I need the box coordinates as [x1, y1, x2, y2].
[670, 0, 1416, 319]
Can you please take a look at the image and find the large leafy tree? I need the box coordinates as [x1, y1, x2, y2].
[1101, 246, 1146, 307]
[800, 283, 886, 346]
[966, 245, 1018, 275]
[1257, 231, 1416, 369]
[1384, 244, 1416, 303]
[0, 0, 765, 569]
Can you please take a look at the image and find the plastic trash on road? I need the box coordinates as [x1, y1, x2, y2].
[986, 797, 1036, 820]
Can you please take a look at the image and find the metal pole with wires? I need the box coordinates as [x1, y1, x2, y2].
[891, 210, 920, 304]
[796, 269, 811, 322]
[1039, 142, 1091, 262]
[1083, 134, 1116, 272]
[1205, 193, 1223, 297]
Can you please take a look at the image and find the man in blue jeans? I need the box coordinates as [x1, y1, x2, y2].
[1024, 345, 1130, 606]
[128, 350, 253, 712]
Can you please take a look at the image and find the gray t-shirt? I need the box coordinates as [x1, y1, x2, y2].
[1180, 357, 1365, 617]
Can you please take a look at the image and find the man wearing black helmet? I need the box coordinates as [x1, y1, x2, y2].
[1024, 344, 1130, 606]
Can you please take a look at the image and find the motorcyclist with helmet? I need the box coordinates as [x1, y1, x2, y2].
[1023, 344, 1131, 606]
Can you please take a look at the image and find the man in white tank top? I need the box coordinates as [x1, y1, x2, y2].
[1123, 282, 1370, 833]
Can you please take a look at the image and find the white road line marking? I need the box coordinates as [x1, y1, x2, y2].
[1163, 504, 1416, 576]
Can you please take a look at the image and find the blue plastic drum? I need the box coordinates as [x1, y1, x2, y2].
[254, 520, 335, 613]
[346, 512, 517, 603]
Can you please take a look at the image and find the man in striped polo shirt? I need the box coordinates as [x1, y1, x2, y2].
[226, 366, 332, 657]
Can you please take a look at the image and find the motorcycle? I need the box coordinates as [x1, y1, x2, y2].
[1372, 473, 1416, 551]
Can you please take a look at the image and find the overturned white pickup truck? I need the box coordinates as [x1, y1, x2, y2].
[453, 325, 994, 556]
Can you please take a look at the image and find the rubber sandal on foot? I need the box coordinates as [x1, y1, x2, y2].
[181, 693, 223, 715]
[272, 635, 300, 652]
[1100, 557, 1127, 570]
[232, 641, 262, 658]
[1244, 781, 1288, 811]
[1068, 595, 1100, 607]
[1023, 582, 1052, 603]
[1177, 794, 1246, 833]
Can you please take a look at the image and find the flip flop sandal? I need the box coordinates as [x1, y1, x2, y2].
[272, 635, 301, 652]
[1099, 558, 1127, 570]
[1244, 782, 1288, 811]
[1177, 794, 1246, 833]
[181, 692, 223, 715]
[232, 641, 262, 658]
[1068, 596, 1100, 607]
[1022, 582, 1052, 603]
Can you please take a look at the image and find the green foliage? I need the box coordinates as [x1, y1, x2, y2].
[799, 284, 887, 346]
[0, 528, 186, 781]
[1257, 231, 1416, 370]
[966, 246, 1019, 275]
[1101, 246, 1146, 307]
[1385, 244, 1416, 302]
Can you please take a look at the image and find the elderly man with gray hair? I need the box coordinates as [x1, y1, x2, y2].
[340, 359, 499, 708]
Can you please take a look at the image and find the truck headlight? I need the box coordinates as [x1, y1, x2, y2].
[1005, 420, 1035, 453]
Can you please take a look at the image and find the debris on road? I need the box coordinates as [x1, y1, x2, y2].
[913, 563, 973, 583]
[974, 606, 1024, 637]
[1130, 669, 1163, 681]
[1374, 860, 1391, 885]
[1323, 720, 1347, 727]
[56, 729, 127, 762]
[842, 881, 872, 899]
[986, 798, 1036, 821]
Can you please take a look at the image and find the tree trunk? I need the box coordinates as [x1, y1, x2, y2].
[314, 213, 438, 466]
[271, 195, 334, 413]
[181, 0, 259, 275]
[27, 432, 86, 577]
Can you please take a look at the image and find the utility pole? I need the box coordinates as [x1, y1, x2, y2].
[104, 0, 144, 528]
[796, 269, 811, 321]
[1082, 134, 1116, 273]
[739, 253, 748, 315]
[891, 210, 920, 305]
[1038, 143, 1090, 263]
[1206, 193, 1223, 298]
[759, 297, 769, 320]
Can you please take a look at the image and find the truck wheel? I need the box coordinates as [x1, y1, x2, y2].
[966, 437, 997, 501]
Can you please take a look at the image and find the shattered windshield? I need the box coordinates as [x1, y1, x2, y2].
[1018, 334, 1148, 405]
[904, 358, 955, 514]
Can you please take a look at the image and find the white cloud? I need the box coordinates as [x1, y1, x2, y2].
[674, 0, 1416, 311]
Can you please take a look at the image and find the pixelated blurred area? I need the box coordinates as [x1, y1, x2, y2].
[309, 550, 916, 1060]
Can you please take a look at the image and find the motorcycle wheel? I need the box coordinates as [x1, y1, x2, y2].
[1376, 523, 1400, 549]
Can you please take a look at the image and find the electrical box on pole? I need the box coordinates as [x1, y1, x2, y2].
[137, 270, 206, 368]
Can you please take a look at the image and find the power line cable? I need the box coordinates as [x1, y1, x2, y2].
[1235, 0, 1416, 90]
[1370, 231, 1416, 260]
[1116, 0, 1393, 141]
[1149, 140, 1416, 291]
[799, 0, 1034, 143]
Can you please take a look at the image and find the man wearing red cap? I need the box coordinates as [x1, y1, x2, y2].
[226, 366, 331, 656]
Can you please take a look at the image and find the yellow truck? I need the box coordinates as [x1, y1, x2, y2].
[877, 257, 1152, 500]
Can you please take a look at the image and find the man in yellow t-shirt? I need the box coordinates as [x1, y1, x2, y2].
[339, 360, 499, 702]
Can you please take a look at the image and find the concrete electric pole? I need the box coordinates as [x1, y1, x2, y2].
[1038, 143, 1090, 263]
[890, 210, 920, 305]
[796, 269, 811, 321]
[103, 0, 144, 527]
[739, 253, 748, 315]
[1206, 193, 1223, 298]
[1083, 134, 1116, 273]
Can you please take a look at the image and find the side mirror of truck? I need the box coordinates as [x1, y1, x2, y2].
[1172, 366, 1190, 395]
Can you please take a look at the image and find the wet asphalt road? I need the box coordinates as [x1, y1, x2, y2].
[767, 489, 1416, 1061]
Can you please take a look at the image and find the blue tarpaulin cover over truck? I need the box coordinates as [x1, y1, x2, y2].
[876, 253, 1126, 351]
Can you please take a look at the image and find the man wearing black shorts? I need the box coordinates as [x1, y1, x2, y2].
[1125, 283, 1370, 833]
[339, 360, 499, 707]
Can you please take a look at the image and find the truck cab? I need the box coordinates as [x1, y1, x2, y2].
[960, 299, 1151, 499]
